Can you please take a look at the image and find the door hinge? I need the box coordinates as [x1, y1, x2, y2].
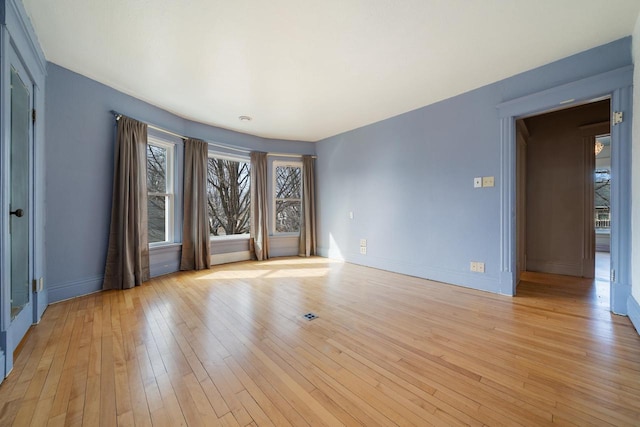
[32, 109, 36, 124]
[612, 111, 623, 125]
[610, 269, 616, 282]
[32, 279, 38, 293]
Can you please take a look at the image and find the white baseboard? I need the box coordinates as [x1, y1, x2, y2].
[211, 251, 252, 266]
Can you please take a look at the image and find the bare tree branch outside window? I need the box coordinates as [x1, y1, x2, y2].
[594, 168, 610, 230]
[207, 158, 250, 236]
[594, 169, 610, 208]
[275, 165, 301, 233]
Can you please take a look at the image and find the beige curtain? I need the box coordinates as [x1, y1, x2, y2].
[103, 116, 150, 290]
[180, 138, 211, 270]
[299, 155, 317, 257]
[250, 151, 270, 260]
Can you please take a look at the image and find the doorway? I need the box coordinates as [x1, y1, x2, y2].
[515, 99, 610, 303]
[497, 67, 632, 314]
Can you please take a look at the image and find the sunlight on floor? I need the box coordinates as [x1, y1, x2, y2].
[255, 257, 341, 266]
[198, 267, 331, 280]
[197, 269, 271, 280]
[264, 268, 330, 278]
[197, 257, 340, 281]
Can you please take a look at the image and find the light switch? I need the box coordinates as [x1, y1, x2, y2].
[349, 211, 354, 219]
[482, 176, 494, 187]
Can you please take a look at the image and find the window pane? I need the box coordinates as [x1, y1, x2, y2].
[207, 158, 251, 236]
[148, 195, 166, 243]
[595, 168, 610, 230]
[276, 200, 300, 233]
[147, 145, 167, 193]
[275, 166, 301, 199]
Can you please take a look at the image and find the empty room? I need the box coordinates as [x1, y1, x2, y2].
[1, 0, 640, 425]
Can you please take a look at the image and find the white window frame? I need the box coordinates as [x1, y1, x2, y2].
[147, 136, 175, 246]
[272, 160, 303, 235]
[207, 152, 251, 240]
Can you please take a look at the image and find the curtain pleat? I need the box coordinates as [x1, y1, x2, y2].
[299, 155, 317, 257]
[103, 116, 150, 290]
[180, 138, 211, 270]
[250, 151, 270, 260]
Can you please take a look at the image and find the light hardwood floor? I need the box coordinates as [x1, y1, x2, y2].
[1, 256, 639, 426]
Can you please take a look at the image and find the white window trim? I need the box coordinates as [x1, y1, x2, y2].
[148, 136, 175, 246]
[272, 160, 303, 235]
[208, 150, 249, 164]
[207, 152, 251, 240]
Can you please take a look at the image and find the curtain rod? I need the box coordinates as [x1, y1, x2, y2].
[111, 110, 315, 158]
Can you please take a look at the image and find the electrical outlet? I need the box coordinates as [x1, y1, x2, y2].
[349, 211, 354, 219]
[360, 246, 367, 255]
[360, 239, 367, 247]
[474, 177, 482, 188]
[471, 261, 485, 273]
[482, 176, 495, 187]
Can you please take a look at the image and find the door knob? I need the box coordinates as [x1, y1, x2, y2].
[10, 209, 24, 217]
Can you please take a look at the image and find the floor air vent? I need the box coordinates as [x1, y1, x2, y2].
[303, 312, 318, 321]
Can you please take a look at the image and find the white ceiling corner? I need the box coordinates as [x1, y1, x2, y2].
[23, 0, 640, 141]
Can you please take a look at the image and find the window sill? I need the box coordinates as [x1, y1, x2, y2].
[271, 233, 300, 239]
[210, 234, 250, 242]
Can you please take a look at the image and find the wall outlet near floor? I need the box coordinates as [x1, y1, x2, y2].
[360, 239, 367, 247]
[474, 177, 482, 188]
[470, 261, 485, 273]
[360, 246, 367, 255]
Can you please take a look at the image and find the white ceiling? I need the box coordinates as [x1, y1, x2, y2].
[23, 0, 640, 142]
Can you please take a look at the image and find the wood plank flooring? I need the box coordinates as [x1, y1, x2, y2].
[1, 256, 639, 426]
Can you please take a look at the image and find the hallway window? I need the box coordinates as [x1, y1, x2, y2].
[595, 169, 610, 230]
[594, 134, 610, 231]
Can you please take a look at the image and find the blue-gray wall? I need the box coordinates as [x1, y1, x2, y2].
[45, 63, 314, 302]
[315, 37, 633, 294]
[46, 37, 633, 303]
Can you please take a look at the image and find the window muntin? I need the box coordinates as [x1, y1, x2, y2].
[207, 156, 251, 237]
[274, 163, 302, 233]
[147, 138, 174, 245]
